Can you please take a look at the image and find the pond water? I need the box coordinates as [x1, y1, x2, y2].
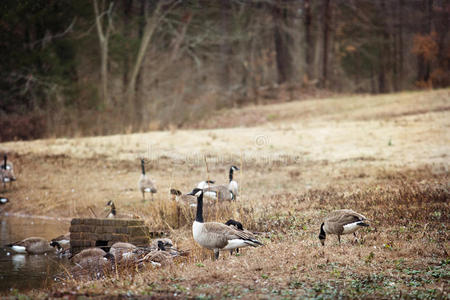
[0, 214, 70, 292]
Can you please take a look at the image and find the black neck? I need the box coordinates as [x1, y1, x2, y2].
[141, 161, 146, 175]
[319, 222, 326, 239]
[111, 204, 116, 216]
[3, 155, 6, 169]
[195, 192, 204, 223]
[229, 168, 233, 182]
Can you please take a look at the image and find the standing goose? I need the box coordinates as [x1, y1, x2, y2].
[138, 159, 157, 201]
[319, 209, 369, 246]
[203, 166, 239, 201]
[227, 165, 239, 197]
[1, 155, 16, 189]
[106, 200, 116, 218]
[188, 188, 263, 260]
[7, 237, 60, 254]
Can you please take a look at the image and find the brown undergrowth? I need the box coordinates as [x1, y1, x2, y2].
[1, 90, 448, 298]
[11, 165, 446, 299]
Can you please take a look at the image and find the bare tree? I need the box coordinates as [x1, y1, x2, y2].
[93, 0, 115, 107]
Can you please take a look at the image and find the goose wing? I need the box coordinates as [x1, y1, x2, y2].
[19, 237, 47, 246]
[325, 210, 368, 234]
[204, 222, 262, 244]
[203, 185, 232, 201]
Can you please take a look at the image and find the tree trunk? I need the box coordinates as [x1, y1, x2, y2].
[122, 0, 133, 93]
[321, 0, 331, 88]
[272, 1, 294, 84]
[303, 0, 313, 81]
[93, 0, 114, 108]
[220, 1, 232, 90]
[126, 1, 161, 104]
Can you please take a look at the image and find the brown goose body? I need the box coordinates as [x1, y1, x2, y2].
[71, 248, 107, 264]
[319, 209, 369, 245]
[203, 185, 234, 201]
[138, 159, 157, 200]
[109, 242, 138, 261]
[8, 237, 57, 254]
[170, 189, 197, 206]
[190, 188, 263, 259]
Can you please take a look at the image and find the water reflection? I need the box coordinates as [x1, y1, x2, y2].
[0, 215, 70, 292]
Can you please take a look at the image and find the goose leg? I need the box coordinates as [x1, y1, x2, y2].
[353, 232, 359, 244]
[142, 192, 145, 201]
[214, 249, 220, 260]
[338, 235, 341, 245]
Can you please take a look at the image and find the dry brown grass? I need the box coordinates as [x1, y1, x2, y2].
[1, 89, 449, 298]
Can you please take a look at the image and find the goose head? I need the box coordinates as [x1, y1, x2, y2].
[225, 219, 243, 230]
[157, 240, 166, 251]
[50, 241, 62, 251]
[187, 188, 203, 197]
[170, 189, 182, 196]
[230, 166, 240, 171]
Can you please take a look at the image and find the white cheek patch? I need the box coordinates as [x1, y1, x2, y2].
[195, 191, 202, 197]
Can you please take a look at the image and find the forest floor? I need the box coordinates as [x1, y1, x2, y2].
[1, 89, 449, 299]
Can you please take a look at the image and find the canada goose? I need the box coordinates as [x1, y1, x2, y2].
[51, 232, 70, 249]
[319, 209, 369, 246]
[69, 252, 115, 280]
[188, 188, 263, 260]
[196, 180, 215, 189]
[228, 165, 240, 197]
[224, 219, 256, 255]
[140, 240, 176, 267]
[70, 247, 107, 264]
[170, 189, 197, 207]
[7, 237, 60, 254]
[106, 200, 116, 218]
[0, 197, 8, 204]
[109, 242, 137, 262]
[203, 166, 239, 201]
[1, 155, 16, 189]
[203, 185, 235, 201]
[138, 159, 157, 200]
[150, 238, 174, 249]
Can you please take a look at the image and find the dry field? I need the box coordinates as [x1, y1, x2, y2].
[1, 89, 449, 299]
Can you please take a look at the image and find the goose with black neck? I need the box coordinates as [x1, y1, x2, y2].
[188, 188, 262, 260]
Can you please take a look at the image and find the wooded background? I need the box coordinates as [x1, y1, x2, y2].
[0, 0, 448, 140]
